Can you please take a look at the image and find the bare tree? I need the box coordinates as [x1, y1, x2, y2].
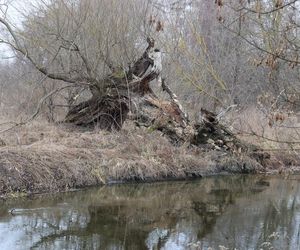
[0, 0, 297, 156]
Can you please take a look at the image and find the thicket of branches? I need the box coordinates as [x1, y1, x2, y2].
[0, 0, 299, 146]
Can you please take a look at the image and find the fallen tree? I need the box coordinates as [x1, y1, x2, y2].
[62, 38, 268, 165]
[0, 12, 268, 164]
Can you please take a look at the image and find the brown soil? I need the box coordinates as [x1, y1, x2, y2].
[0, 121, 299, 197]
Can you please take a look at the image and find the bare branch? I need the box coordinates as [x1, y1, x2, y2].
[233, 0, 299, 15]
[0, 84, 76, 133]
[0, 17, 96, 84]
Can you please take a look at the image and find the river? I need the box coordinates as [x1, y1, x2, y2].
[0, 175, 299, 250]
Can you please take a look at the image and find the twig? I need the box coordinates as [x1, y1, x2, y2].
[0, 85, 76, 133]
[0, 17, 96, 84]
[235, 128, 300, 144]
[221, 23, 300, 65]
[216, 105, 237, 121]
[234, 0, 299, 15]
[161, 78, 189, 124]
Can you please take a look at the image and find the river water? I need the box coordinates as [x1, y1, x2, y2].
[0, 175, 299, 250]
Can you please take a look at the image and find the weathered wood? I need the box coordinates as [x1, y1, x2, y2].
[64, 38, 160, 128]
[65, 95, 129, 130]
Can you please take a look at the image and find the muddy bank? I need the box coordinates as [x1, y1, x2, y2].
[0, 122, 298, 197]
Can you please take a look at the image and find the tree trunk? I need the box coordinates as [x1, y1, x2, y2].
[64, 38, 159, 130]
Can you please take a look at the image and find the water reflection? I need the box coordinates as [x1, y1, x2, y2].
[0, 175, 300, 249]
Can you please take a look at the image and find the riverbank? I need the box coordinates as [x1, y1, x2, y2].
[0, 122, 299, 198]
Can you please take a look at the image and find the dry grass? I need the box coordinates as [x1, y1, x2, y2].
[0, 107, 298, 196]
[230, 107, 300, 148]
[0, 121, 217, 195]
[227, 107, 300, 169]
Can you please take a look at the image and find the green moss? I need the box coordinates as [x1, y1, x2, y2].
[111, 69, 125, 79]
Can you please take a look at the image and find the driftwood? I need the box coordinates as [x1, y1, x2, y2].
[64, 38, 268, 164]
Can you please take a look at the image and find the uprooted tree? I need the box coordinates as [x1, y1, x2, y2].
[0, 1, 269, 167]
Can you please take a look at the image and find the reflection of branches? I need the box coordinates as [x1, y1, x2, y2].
[31, 229, 89, 249]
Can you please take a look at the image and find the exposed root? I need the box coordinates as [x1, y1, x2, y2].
[64, 95, 129, 130]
